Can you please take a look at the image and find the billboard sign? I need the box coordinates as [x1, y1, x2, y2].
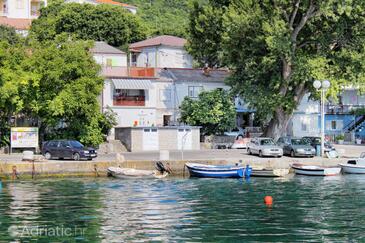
[10, 127, 39, 148]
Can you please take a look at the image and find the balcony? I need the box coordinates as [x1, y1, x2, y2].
[326, 104, 365, 114]
[113, 95, 145, 106]
[30, 0, 46, 17]
[100, 66, 155, 78]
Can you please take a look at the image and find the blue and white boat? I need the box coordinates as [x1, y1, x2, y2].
[185, 163, 251, 178]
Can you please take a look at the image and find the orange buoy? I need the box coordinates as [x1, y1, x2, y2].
[264, 196, 273, 205]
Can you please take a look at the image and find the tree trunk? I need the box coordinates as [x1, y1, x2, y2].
[264, 108, 292, 140]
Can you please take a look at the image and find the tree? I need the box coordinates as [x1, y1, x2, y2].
[180, 89, 236, 135]
[0, 37, 112, 146]
[186, 1, 226, 67]
[220, 0, 365, 139]
[30, 2, 146, 47]
[118, 0, 207, 38]
[0, 25, 20, 44]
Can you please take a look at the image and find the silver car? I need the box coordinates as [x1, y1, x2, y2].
[247, 137, 283, 157]
[277, 137, 316, 157]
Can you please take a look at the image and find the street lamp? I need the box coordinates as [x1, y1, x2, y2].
[313, 80, 331, 157]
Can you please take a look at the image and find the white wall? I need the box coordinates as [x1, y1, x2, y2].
[136, 46, 193, 68]
[93, 53, 127, 67]
[290, 93, 320, 137]
[113, 107, 156, 127]
[6, 0, 47, 19]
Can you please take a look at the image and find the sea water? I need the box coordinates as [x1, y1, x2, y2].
[0, 175, 364, 242]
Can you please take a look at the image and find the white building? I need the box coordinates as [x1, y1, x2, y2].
[65, 0, 137, 14]
[0, 0, 47, 33]
[91, 41, 229, 129]
[129, 35, 193, 68]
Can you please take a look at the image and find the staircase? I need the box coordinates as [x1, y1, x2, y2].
[344, 115, 365, 132]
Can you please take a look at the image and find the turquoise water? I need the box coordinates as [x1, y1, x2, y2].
[0, 175, 364, 242]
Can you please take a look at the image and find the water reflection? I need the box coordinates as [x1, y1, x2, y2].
[0, 176, 364, 242]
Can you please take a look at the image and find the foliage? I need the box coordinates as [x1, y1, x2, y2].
[0, 25, 21, 44]
[215, 0, 365, 138]
[335, 134, 345, 141]
[119, 0, 207, 38]
[180, 89, 236, 135]
[186, 0, 226, 67]
[30, 2, 146, 48]
[350, 107, 365, 116]
[0, 37, 110, 146]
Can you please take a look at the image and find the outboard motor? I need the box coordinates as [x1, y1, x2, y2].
[155, 161, 173, 174]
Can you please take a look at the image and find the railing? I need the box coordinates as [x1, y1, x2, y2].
[343, 115, 365, 132]
[100, 66, 155, 78]
[113, 96, 145, 106]
[326, 104, 365, 114]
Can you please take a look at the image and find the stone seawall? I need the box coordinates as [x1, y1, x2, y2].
[0, 157, 348, 179]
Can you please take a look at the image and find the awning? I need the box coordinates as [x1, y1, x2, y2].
[111, 79, 153, 90]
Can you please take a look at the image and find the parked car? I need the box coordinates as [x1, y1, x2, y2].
[277, 137, 316, 157]
[301, 136, 336, 153]
[224, 127, 245, 138]
[247, 137, 283, 157]
[42, 140, 97, 161]
[231, 136, 251, 149]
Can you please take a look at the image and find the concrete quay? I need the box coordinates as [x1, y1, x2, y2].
[0, 144, 362, 179]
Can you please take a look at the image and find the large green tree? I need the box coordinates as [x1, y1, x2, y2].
[30, 2, 146, 47]
[180, 89, 236, 135]
[0, 37, 115, 146]
[0, 25, 21, 44]
[190, 0, 365, 138]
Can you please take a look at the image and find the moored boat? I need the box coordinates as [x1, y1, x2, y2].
[251, 168, 289, 177]
[185, 163, 251, 178]
[108, 162, 171, 179]
[291, 163, 341, 176]
[339, 153, 365, 174]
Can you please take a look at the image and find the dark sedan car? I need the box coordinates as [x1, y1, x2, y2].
[302, 136, 336, 153]
[42, 140, 97, 161]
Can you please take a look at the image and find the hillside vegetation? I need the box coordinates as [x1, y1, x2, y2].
[118, 0, 206, 38]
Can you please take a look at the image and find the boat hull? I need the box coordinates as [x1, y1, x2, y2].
[291, 164, 341, 176]
[107, 167, 168, 179]
[186, 163, 245, 178]
[251, 168, 289, 177]
[339, 164, 365, 174]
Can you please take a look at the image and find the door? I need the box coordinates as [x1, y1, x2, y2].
[59, 141, 72, 158]
[143, 128, 159, 150]
[177, 128, 192, 150]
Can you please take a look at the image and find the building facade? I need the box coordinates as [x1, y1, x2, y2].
[290, 89, 365, 141]
[130, 35, 193, 68]
[0, 0, 47, 33]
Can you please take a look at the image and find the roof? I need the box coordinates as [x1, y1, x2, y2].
[0, 17, 32, 30]
[130, 35, 187, 49]
[157, 68, 230, 83]
[95, 0, 137, 9]
[91, 41, 126, 54]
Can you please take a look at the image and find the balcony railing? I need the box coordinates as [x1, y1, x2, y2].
[326, 104, 365, 114]
[113, 95, 145, 106]
[100, 66, 155, 78]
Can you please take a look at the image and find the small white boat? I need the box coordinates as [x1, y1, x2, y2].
[339, 152, 365, 174]
[251, 168, 289, 177]
[291, 163, 341, 176]
[108, 162, 171, 179]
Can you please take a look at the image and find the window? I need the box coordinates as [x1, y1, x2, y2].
[106, 58, 112, 67]
[327, 120, 344, 130]
[159, 89, 171, 101]
[301, 121, 308, 131]
[188, 86, 203, 98]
